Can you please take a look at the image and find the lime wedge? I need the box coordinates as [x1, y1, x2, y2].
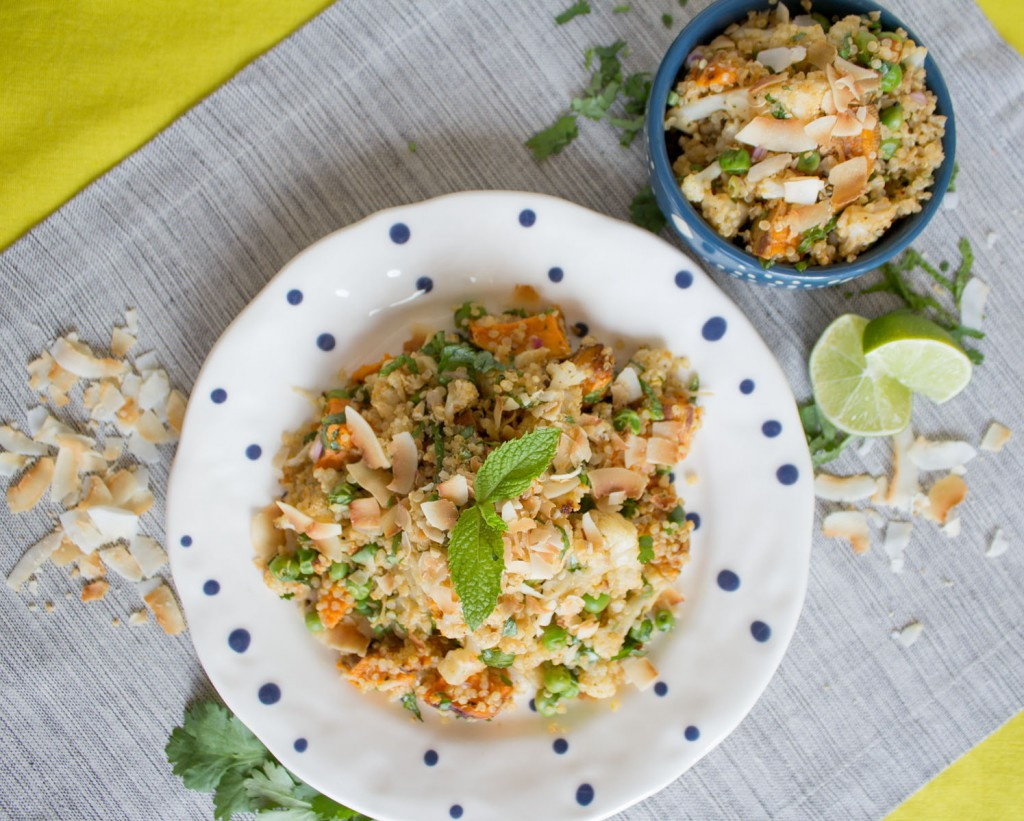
[809, 314, 912, 436]
[863, 312, 973, 403]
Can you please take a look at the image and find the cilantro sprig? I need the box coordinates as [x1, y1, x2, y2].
[166, 702, 367, 820]
[799, 401, 854, 468]
[629, 186, 667, 234]
[447, 428, 561, 630]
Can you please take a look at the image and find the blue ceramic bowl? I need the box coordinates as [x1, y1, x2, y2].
[646, 0, 956, 289]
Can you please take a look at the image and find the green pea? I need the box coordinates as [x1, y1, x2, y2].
[811, 12, 830, 32]
[879, 30, 904, 42]
[880, 138, 901, 160]
[535, 689, 560, 717]
[630, 618, 654, 644]
[612, 408, 642, 434]
[719, 148, 751, 175]
[667, 90, 680, 107]
[796, 151, 820, 173]
[350, 544, 378, 564]
[668, 505, 686, 525]
[328, 561, 350, 580]
[268, 555, 300, 581]
[304, 610, 324, 633]
[880, 103, 903, 130]
[638, 535, 655, 563]
[655, 610, 676, 632]
[541, 624, 569, 651]
[582, 593, 611, 614]
[879, 61, 903, 92]
[345, 578, 372, 600]
[296, 547, 317, 576]
[543, 664, 576, 694]
[855, 30, 878, 62]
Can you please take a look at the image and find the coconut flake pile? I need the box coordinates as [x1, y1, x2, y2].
[2, 310, 185, 635]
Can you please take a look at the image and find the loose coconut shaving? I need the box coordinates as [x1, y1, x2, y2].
[1, 310, 185, 635]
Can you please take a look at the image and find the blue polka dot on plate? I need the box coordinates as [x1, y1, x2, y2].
[416, 276, 433, 293]
[576, 784, 594, 807]
[684, 725, 700, 741]
[203, 579, 220, 596]
[776, 464, 799, 485]
[751, 621, 772, 642]
[389, 222, 410, 244]
[258, 683, 281, 705]
[424, 749, 439, 766]
[654, 681, 668, 697]
[180, 535, 193, 547]
[571, 322, 588, 338]
[553, 738, 568, 754]
[228, 629, 250, 653]
[529, 698, 536, 712]
[449, 804, 463, 819]
[245, 444, 262, 461]
[674, 270, 693, 289]
[739, 379, 755, 394]
[686, 512, 701, 530]
[762, 420, 782, 437]
[294, 738, 308, 753]
[518, 208, 536, 227]
[548, 266, 563, 283]
[286, 289, 303, 305]
[210, 388, 227, 404]
[701, 316, 727, 341]
[717, 570, 740, 591]
[316, 333, 335, 352]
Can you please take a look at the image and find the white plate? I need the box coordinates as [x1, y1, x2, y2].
[167, 191, 813, 821]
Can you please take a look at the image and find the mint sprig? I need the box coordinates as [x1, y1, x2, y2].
[447, 428, 561, 630]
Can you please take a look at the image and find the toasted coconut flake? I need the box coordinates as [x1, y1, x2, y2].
[0, 425, 49, 456]
[907, 437, 977, 471]
[891, 621, 923, 647]
[88, 383, 126, 422]
[871, 476, 888, 504]
[986, 528, 1008, 558]
[80, 475, 113, 508]
[51, 442, 83, 506]
[385, 431, 418, 494]
[129, 535, 168, 577]
[347, 460, 393, 506]
[102, 436, 125, 461]
[275, 500, 342, 540]
[831, 111, 864, 138]
[746, 152, 792, 183]
[25, 407, 48, 438]
[345, 407, 390, 469]
[623, 435, 647, 469]
[50, 337, 126, 379]
[7, 456, 54, 513]
[581, 511, 605, 549]
[807, 40, 837, 69]
[748, 74, 785, 95]
[814, 473, 877, 502]
[611, 367, 643, 407]
[0, 453, 30, 477]
[128, 610, 148, 626]
[81, 580, 110, 603]
[127, 431, 161, 464]
[736, 116, 817, 153]
[421, 499, 458, 532]
[980, 422, 1011, 453]
[322, 623, 371, 655]
[541, 476, 581, 499]
[925, 474, 967, 524]
[51, 538, 84, 567]
[822, 510, 870, 554]
[136, 410, 174, 444]
[785, 201, 832, 235]
[33, 414, 75, 447]
[111, 327, 136, 358]
[693, 161, 722, 183]
[87, 505, 139, 543]
[138, 370, 170, 412]
[645, 437, 679, 466]
[756, 46, 806, 73]
[670, 88, 751, 126]
[621, 656, 659, 691]
[5, 530, 63, 590]
[783, 176, 825, 205]
[437, 474, 469, 506]
[587, 467, 647, 499]
[886, 427, 918, 511]
[883, 521, 912, 573]
[77, 551, 106, 580]
[829, 156, 869, 209]
[834, 55, 878, 83]
[141, 582, 186, 635]
[942, 515, 962, 538]
[166, 390, 187, 434]
[959, 277, 990, 331]
[133, 351, 159, 375]
[250, 504, 285, 563]
[99, 545, 143, 582]
[350, 497, 382, 533]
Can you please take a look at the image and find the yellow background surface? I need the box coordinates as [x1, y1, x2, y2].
[0, 1, 1021, 817]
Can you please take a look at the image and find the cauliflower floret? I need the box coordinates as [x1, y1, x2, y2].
[444, 378, 479, 420]
[837, 199, 899, 257]
[437, 647, 486, 686]
[700, 193, 749, 238]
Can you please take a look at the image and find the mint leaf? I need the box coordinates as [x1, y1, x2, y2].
[473, 428, 561, 503]
[478, 502, 508, 533]
[525, 114, 579, 161]
[165, 702, 270, 792]
[448, 505, 506, 631]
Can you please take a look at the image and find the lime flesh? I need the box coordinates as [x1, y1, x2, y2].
[810, 314, 913, 436]
[863, 312, 973, 403]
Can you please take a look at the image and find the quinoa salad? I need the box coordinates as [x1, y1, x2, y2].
[251, 296, 702, 721]
[665, 3, 946, 267]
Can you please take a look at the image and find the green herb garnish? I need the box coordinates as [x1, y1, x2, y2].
[479, 648, 517, 668]
[798, 216, 839, 254]
[525, 114, 580, 161]
[401, 692, 423, 722]
[379, 354, 419, 377]
[800, 400, 854, 468]
[661, 13, 673, 27]
[638, 535, 655, 563]
[629, 185, 667, 234]
[555, 0, 590, 25]
[613, 408, 642, 434]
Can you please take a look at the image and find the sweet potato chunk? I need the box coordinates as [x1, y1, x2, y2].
[351, 356, 391, 383]
[691, 61, 739, 90]
[751, 204, 798, 260]
[468, 310, 571, 358]
[421, 668, 514, 719]
[571, 344, 615, 403]
[316, 397, 355, 470]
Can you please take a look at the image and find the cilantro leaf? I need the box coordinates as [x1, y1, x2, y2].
[309, 794, 363, 819]
[525, 114, 579, 161]
[473, 428, 561, 503]
[629, 186, 666, 234]
[800, 400, 854, 467]
[165, 702, 270, 793]
[555, 0, 591, 25]
[245, 762, 316, 810]
[379, 354, 419, 377]
[213, 769, 255, 821]
[401, 692, 423, 721]
[448, 504, 506, 631]
[572, 81, 620, 120]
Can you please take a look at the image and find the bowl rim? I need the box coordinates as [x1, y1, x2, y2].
[646, 0, 957, 286]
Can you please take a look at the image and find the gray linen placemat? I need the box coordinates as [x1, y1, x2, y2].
[2, 1, 1022, 818]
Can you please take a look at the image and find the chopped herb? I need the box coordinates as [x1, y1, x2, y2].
[800, 400, 854, 467]
[278, 592, 294, 600]
[401, 692, 423, 721]
[629, 185, 667, 234]
[434, 342, 504, 385]
[688, 374, 700, 392]
[613, 408, 642, 434]
[379, 354, 419, 377]
[613, 4, 631, 12]
[554, 0, 591, 25]
[525, 114, 580, 161]
[638, 535, 655, 563]
[666, 89, 680, 107]
[503, 616, 518, 637]
[479, 648, 516, 668]
[630, 617, 654, 643]
[454, 301, 487, 331]
[764, 94, 789, 119]
[795, 261, 809, 272]
[324, 387, 353, 399]
[638, 377, 664, 420]
[328, 481, 361, 507]
[620, 498, 639, 518]
[557, 525, 572, 556]
[661, 13, 673, 27]
[350, 544, 378, 564]
[947, 161, 960, 192]
[759, 258, 775, 271]
[407, 140, 417, 153]
[668, 505, 686, 525]
[798, 216, 839, 254]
